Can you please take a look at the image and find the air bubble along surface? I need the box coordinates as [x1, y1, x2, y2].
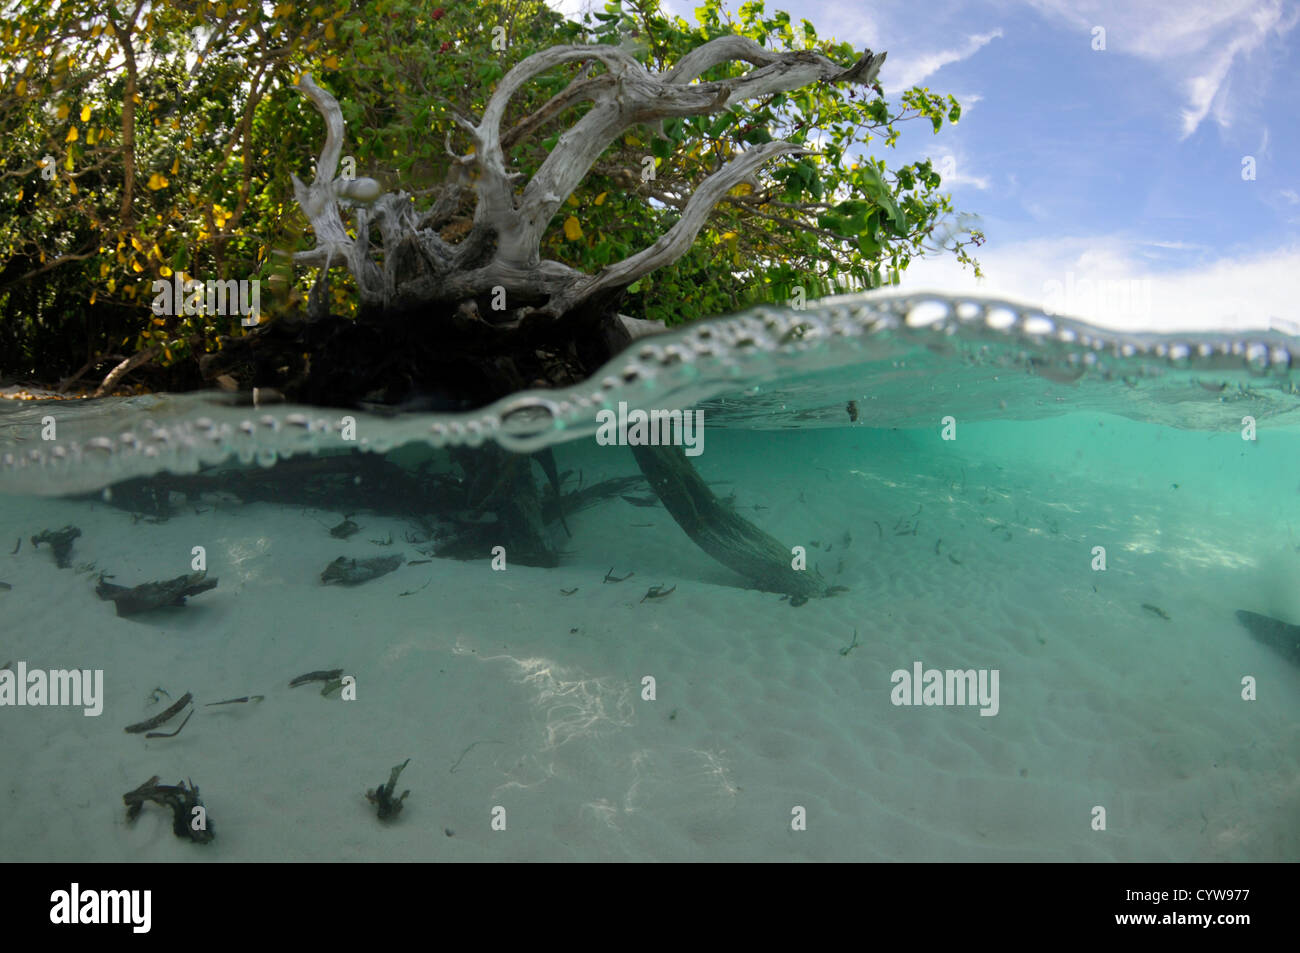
[1, 292, 1295, 495]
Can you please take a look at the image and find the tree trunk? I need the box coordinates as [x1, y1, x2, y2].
[630, 443, 829, 599]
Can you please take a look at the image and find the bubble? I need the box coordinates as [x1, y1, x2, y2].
[905, 299, 950, 327]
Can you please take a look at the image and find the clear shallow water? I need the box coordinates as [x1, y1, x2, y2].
[1, 291, 1297, 861]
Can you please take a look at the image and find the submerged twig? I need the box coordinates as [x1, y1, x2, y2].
[366, 758, 411, 821]
[640, 584, 676, 603]
[125, 692, 193, 734]
[145, 709, 194, 739]
[123, 775, 213, 844]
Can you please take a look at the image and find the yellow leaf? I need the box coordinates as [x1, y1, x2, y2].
[57, 103, 69, 120]
[85, 129, 96, 144]
[567, 194, 579, 207]
[89, 290, 97, 305]
[147, 172, 168, 190]
[69, 179, 77, 195]
[80, 104, 90, 122]
[325, 22, 335, 40]
[160, 266, 172, 277]
[130, 236, 143, 251]
[15, 80, 24, 96]
[151, 243, 163, 260]
[152, 317, 167, 326]
[131, 259, 142, 273]
[65, 126, 78, 143]
[563, 216, 582, 240]
[595, 192, 607, 205]
[170, 155, 179, 175]
[323, 55, 339, 69]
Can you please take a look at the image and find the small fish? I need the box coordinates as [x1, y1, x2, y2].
[289, 669, 344, 688]
[839, 628, 860, 656]
[0, 582, 11, 591]
[560, 588, 578, 596]
[1028, 359, 1086, 384]
[603, 567, 634, 583]
[1141, 603, 1171, 621]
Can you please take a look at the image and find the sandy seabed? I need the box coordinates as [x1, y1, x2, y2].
[1, 421, 1297, 861]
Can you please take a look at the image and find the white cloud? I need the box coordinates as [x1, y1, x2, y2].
[1026, 0, 1299, 138]
[882, 29, 1004, 93]
[929, 149, 991, 190]
[897, 233, 1300, 332]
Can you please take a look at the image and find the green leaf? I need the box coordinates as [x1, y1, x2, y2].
[857, 162, 908, 236]
[708, 110, 738, 138]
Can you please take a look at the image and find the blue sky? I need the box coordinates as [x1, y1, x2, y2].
[552, 0, 1300, 331]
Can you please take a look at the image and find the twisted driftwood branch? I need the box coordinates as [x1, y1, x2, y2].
[289, 39, 887, 324]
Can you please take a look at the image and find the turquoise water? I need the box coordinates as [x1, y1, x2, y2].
[1, 292, 1297, 861]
